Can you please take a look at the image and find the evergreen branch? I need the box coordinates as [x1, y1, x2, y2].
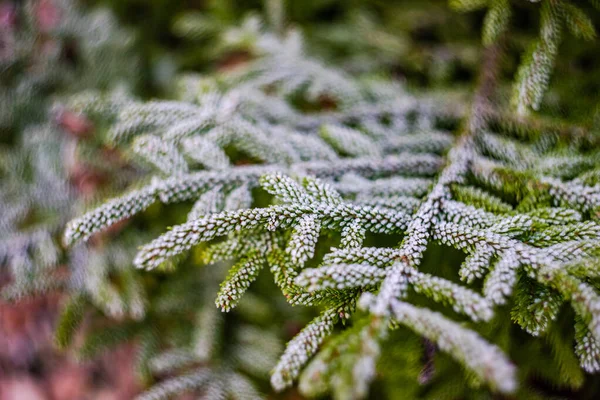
[389, 300, 517, 394]
[271, 308, 339, 391]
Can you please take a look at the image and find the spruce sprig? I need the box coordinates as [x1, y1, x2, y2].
[63, 24, 600, 399]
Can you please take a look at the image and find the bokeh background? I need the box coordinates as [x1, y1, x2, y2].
[1, 1, 599, 399]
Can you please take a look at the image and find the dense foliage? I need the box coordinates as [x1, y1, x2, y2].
[2, 0, 600, 399]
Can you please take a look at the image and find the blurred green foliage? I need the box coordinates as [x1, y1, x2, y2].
[2, 0, 600, 399]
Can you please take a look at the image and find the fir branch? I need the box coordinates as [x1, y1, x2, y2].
[389, 300, 517, 394]
[271, 308, 339, 391]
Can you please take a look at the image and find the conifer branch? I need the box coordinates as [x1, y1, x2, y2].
[56, 17, 600, 398]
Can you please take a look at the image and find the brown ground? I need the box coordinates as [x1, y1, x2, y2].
[0, 294, 140, 400]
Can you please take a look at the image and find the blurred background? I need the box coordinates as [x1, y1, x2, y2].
[1, 0, 599, 399]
